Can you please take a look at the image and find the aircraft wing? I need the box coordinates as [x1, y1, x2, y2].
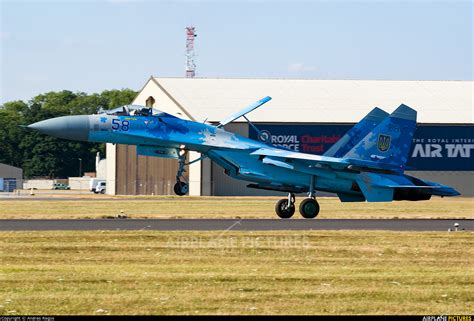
[250, 147, 405, 172]
[217, 96, 272, 127]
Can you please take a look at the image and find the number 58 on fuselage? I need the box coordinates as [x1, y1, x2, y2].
[27, 96, 460, 219]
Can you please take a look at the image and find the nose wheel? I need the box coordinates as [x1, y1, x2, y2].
[174, 181, 189, 196]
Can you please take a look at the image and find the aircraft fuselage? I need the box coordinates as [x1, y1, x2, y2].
[28, 112, 359, 196]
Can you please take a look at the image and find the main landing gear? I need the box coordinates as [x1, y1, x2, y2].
[275, 193, 296, 219]
[275, 193, 320, 219]
[299, 198, 319, 219]
[173, 150, 189, 196]
[275, 176, 320, 219]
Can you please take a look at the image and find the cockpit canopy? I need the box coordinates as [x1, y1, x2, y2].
[102, 105, 167, 117]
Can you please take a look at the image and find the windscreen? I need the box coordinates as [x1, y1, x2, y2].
[102, 105, 166, 117]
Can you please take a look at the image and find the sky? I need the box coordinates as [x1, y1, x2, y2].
[0, 0, 472, 104]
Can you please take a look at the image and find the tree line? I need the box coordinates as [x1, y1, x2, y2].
[0, 89, 137, 178]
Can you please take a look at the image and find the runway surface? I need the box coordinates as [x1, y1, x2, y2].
[0, 219, 472, 231]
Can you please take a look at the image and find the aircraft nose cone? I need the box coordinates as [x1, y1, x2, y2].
[28, 115, 90, 141]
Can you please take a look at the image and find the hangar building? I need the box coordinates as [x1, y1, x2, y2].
[0, 163, 23, 192]
[105, 77, 474, 196]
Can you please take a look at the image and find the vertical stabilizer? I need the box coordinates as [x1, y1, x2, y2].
[344, 104, 417, 172]
[324, 107, 389, 158]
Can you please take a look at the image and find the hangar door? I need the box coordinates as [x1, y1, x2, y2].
[115, 144, 188, 195]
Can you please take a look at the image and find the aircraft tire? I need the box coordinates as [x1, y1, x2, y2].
[275, 199, 295, 219]
[299, 198, 320, 219]
[173, 181, 188, 196]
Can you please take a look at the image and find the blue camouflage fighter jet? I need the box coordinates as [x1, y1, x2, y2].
[28, 96, 460, 219]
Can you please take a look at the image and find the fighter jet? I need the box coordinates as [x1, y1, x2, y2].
[28, 96, 460, 218]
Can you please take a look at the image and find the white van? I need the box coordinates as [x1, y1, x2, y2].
[90, 179, 105, 193]
[95, 181, 106, 194]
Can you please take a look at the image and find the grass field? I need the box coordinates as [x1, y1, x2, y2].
[0, 230, 472, 315]
[0, 196, 473, 219]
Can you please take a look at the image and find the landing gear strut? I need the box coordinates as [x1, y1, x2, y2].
[299, 175, 319, 219]
[274, 176, 320, 219]
[275, 193, 296, 219]
[173, 150, 189, 196]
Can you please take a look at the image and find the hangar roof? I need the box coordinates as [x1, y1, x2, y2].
[139, 77, 473, 124]
[0, 163, 22, 178]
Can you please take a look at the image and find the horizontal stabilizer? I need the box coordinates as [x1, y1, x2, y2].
[218, 96, 272, 127]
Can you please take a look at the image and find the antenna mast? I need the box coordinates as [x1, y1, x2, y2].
[185, 26, 197, 78]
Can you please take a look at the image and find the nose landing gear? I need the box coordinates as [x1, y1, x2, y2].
[174, 149, 189, 196]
